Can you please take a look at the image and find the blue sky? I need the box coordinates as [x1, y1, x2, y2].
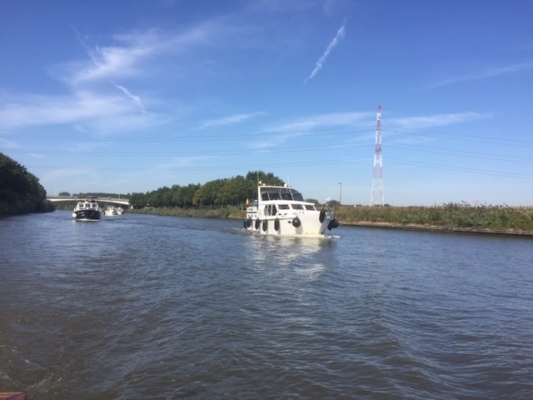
[1, 0, 532, 206]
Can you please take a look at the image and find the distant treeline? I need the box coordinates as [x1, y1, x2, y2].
[0, 153, 54, 215]
[129, 171, 285, 209]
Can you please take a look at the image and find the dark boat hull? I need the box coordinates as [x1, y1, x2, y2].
[73, 209, 101, 221]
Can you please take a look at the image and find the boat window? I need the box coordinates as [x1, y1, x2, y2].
[260, 187, 304, 201]
[279, 204, 290, 210]
[292, 192, 304, 201]
[305, 205, 316, 211]
[263, 205, 278, 215]
[281, 192, 292, 200]
[269, 191, 281, 200]
[292, 204, 304, 210]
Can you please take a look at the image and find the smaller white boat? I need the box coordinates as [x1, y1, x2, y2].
[104, 205, 118, 216]
[243, 182, 339, 236]
[72, 198, 102, 221]
[116, 207, 124, 215]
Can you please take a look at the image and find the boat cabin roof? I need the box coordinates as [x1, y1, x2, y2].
[77, 199, 99, 209]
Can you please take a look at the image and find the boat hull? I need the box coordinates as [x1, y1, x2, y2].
[73, 209, 101, 221]
[244, 213, 335, 236]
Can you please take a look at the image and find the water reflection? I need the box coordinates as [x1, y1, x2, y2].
[243, 233, 336, 279]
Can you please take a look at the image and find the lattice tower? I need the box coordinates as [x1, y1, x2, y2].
[370, 105, 384, 206]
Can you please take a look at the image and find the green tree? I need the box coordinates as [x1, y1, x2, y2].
[193, 179, 226, 207]
[0, 153, 54, 215]
[180, 183, 200, 207]
[128, 171, 283, 209]
[245, 170, 284, 187]
[129, 192, 146, 208]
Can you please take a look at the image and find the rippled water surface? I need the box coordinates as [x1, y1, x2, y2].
[1, 211, 532, 399]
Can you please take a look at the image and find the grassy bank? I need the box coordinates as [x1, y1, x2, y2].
[335, 203, 533, 233]
[128, 203, 533, 235]
[128, 206, 243, 220]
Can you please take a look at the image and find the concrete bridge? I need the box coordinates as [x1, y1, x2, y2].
[47, 196, 130, 207]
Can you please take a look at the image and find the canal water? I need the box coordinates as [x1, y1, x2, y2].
[1, 211, 532, 399]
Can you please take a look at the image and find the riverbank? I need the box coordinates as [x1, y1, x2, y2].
[126, 204, 533, 237]
[338, 221, 533, 237]
[334, 203, 533, 237]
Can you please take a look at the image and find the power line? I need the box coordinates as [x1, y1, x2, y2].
[387, 157, 533, 180]
[388, 144, 533, 164]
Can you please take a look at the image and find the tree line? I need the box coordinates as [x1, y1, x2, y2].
[0, 153, 54, 215]
[129, 171, 285, 209]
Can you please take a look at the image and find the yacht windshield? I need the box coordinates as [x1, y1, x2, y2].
[292, 192, 304, 201]
[260, 187, 304, 201]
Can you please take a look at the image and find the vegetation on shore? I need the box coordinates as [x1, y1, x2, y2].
[334, 203, 533, 232]
[124, 170, 531, 234]
[0, 153, 54, 216]
[129, 206, 243, 219]
[128, 171, 284, 209]
[124, 170, 533, 234]
[3, 155, 530, 235]
[126, 202, 533, 234]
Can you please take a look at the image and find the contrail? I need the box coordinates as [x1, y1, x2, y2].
[304, 20, 346, 84]
[112, 82, 146, 113]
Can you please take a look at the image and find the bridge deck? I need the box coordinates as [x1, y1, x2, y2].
[47, 197, 130, 206]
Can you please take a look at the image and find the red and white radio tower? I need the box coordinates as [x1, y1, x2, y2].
[370, 105, 384, 206]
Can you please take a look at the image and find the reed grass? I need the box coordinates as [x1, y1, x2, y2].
[334, 203, 533, 232]
[129, 206, 242, 219]
[113, 203, 533, 233]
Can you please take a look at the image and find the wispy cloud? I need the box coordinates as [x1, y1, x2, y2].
[112, 82, 146, 113]
[390, 112, 491, 130]
[249, 111, 371, 149]
[66, 31, 160, 85]
[0, 91, 159, 133]
[1, 21, 235, 135]
[304, 19, 346, 84]
[430, 61, 533, 88]
[62, 21, 226, 87]
[196, 112, 267, 130]
[266, 111, 370, 133]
